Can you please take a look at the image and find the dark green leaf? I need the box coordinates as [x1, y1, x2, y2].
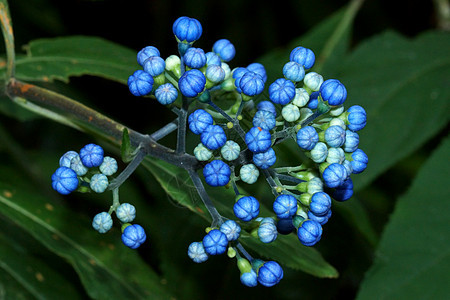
[357, 136, 450, 299]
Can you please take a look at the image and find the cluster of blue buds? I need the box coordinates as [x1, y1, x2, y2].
[51, 144, 146, 249]
[123, 16, 369, 287]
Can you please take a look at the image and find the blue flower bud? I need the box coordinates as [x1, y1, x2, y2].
[59, 150, 78, 168]
[296, 126, 319, 150]
[79, 143, 104, 168]
[247, 62, 267, 83]
[322, 163, 347, 188]
[329, 117, 346, 129]
[289, 46, 315, 69]
[326, 147, 345, 164]
[303, 72, 323, 91]
[194, 143, 213, 161]
[205, 64, 225, 83]
[309, 192, 331, 216]
[273, 194, 297, 219]
[203, 229, 228, 255]
[269, 78, 296, 105]
[292, 88, 310, 107]
[155, 83, 178, 105]
[232, 67, 248, 93]
[99, 156, 118, 176]
[137, 46, 160, 66]
[253, 148, 276, 169]
[277, 218, 295, 235]
[310, 142, 328, 163]
[233, 196, 260, 221]
[203, 160, 231, 187]
[178, 69, 206, 97]
[307, 209, 332, 225]
[350, 149, 368, 174]
[342, 159, 353, 179]
[320, 79, 347, 106]
[245, 127, 272, 153]
[297, 219, 322, 246]
[143, 56, 165, 77]
[239, 71, 264, 97]
[213, 39, 235, 62]
[221, 140, 240, 161]
[122, 224, 146, 249]
[205, 51, 221, 66]
[183, 47, 207, 69]
[201, 125, 227, 150]
[332, 178, 353, 201]
[256, 100, 277, 116]
[307, 177, 324, 194]
[173, 16, 202, 43]
[92, 212, 113, 233]
[253, 110, 276, 131]
[307, 91, 319, 109]
[344, 130, 359, 153]
[128, 70, 154, 96]
[70, 154, 88, 176]
[188, 241, 209, 263]
[219, 220, 241, 241]
[239, 164, 260, 184]
[257, 261, 284, 287]
[281, 104, 300, 122]
[240, 270, 258, 287]
[116, 203, 136, 223]
[347, 105, 367, 132]
[90, 173, 109, 193]
[51, 166, 79, 195]
[188, 109, 213, 135]
[258, 219, 278, 243]
[325, 125, 346, 148]
[283, 61, 305, 82]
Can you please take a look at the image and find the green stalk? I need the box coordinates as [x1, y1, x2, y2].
[0, 0, 15, 81]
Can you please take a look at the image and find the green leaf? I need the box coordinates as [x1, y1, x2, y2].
[142, 159, 338, 278]
[356, 136, 450, 300]
[1, 36, 137, 83]
[339, 30, 450, 190]
[0, 271, 34, 300]
[0, 182, 172, 300]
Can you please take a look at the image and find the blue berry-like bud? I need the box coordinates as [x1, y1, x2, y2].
[240, 164, 260, 184]
[307, 91, 319, 109]
[80, 143, 104, 168]
[296, 126, 319, 150]
[303, 72, 323, 91]
[273, 194, 297, 219]
[277, 218, 295, 235]
[178, 69, 206, 97]
[122, 224, 147, 249]
[310, 142, 328, 163]
[51, 166, 79, 195]
[221, 140, 240, 161]
[247, 63, 267, 83]
[332, 178, 353, 201]
[239, 72, 264, 97]
[292, 88, 310, 107]
[289, 46, 315, 69]
[350, 149, 368, 174]
[245, 127, 272, 153]
[253, 110, 276, 131]
[232, 67, 248, 93]
[283, 61, 305, 82]
[70, 155, 88, 176]
[282, 104, 300, 122]
[137, 46, 160, 66]
[201, 125, 227, 150]
[297, 219, 322, 246]
[253, 148, 276, 169]
[307, 177, 324, 194]
[205, 51, 221, 66]
[194, 143, 213, 161]
[92, 212, 113, 233]
[155, 83, 178, 105]
[213, 39, 235, 62]
[128, 70, 154, 96]
[309, 192, 332, 216]
[59, 150, 78, 168]
[342, 159, 353, 179]
[188, 241, 209, 263]
[347, 105, 367, 132]
[220, 220, 241, 241]
[307, 209, 332, 225]
[203, 160, 231, 187]
[184, 47, 207, 69]
[173, 16, 202, 43]
[258, 219, 278, 243]
[257, 261, 284, 287]
[143, 56, 165, 77]
[233, 196, 260, 221]
[320, 79, 347, 106]
[344, 130, 359, 153]
[322, 163, 347, 188]
[325, 125, 346, 148]
[188, 109, 213, 135]
[269, 78, 296, 105]
[326, 147, 345, 164]
[205, 64, 225, 83]
[256, 101, 277, 116]
[116, 203, 136, 223]
[99, 156, 118, 176]
[240, 270, 258, 287]
[203, 229, 228, 255]
[90, 173, 109, 193]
